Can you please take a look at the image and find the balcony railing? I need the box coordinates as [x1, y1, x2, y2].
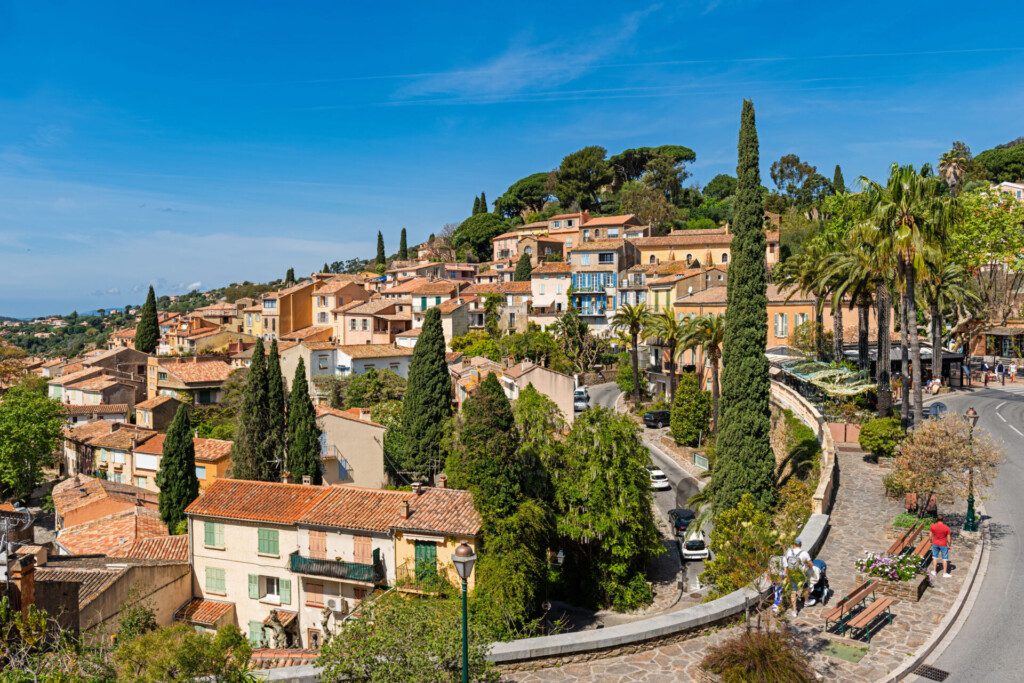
[289, 551, 384, 584]
[395, 559, 449, 593]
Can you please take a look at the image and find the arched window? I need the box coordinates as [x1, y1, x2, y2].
[721, 253, 729, 263]
[649, 255, 656, 264]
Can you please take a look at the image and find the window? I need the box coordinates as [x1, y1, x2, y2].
[686, 253, 692, 263]
[110, 472, 124, 483]
[721, 253, 729, 263]
[306, 580, 324, 608]
[361, 319, 368, 331]
[205, 567, 226, 594]
[318, 355, 329, 370]
[390, 362, 399, 370]
[774, 313, 789, 338]
[99, 451, 108, 464]
[349, 319, 356, 331]
[567, 219, 574, 227]
[308, 629, 322, 649]
[265, 576, 279, 601]
[158, 371, 168, 381]
[133, 476, 147, 488]
[649, 255, 656, 264]
[204, 521, 224, 548]
[257, 528, 280, 556]
[538, 284, 545, 295]
[113, 451, 125, 465]
[309, 530, 326, 559]
[420, 297, 427, 310]
[264, 299, 277, 309]
[249, 574, 291, 605]
[434, 296, 441, 306]
[598, 253, 614, 264]
[317, 296, 326, 306]
[553, 220, 561, 228]
[556, 283, 562, 295]
[582, 229, 590, 241]
[317, 312, 328, 324]
[196, 466, 207, 480]
[580, 254, 590, 266]
[607, 228, 619, 238]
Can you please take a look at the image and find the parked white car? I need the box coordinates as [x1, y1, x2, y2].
[679, 531, 711, 561]
[648, 467, 671, 491]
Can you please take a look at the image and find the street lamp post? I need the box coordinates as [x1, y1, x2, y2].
[964, 407, 980, 532]
[452, 542, 477, 683]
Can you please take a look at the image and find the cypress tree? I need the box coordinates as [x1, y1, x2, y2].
[264, 340, 286, 481]
[514, 252, 533, 281]
[711, 100, 775, 512]
[399, 228, 409, 260]
[231, 339, 270, 480]
[155, 403, 199, 530]
[833, 164, 846, 194]
[285, 267, 296, 284]
[480, 191, 488, 213]
[134, 286, 159, 353]
[394, 307, 452, 479]
[472, 196, 482, 215]
[286, 358, 322, 484]
[322, 262, 330, 274]
[376, 231, 386, 265]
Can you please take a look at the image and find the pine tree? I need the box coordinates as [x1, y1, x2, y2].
[514, 252, 533, 281]
[393, 308, 452, 479]
[264, 340, 286, 481]
[155, 403, 199, 530]
[134, 286, 159, 353]
[231, 339, 271, 480]
[285, 267, 296, 284]
[287, 358, 322, 484]
[376, 231, 386, 265]
[833, 164, 845, 194]
[711, 100, 775, 512]
[399, 228, 409, 260]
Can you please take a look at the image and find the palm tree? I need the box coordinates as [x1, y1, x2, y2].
[860, 163, 956, 426]
[821, 245, 877, 372]
[920, 253, 981, 381]
[611, 303, 652, 406]
[938, 149, 967, 197]
[644, 306, 689, 401]
[689, 313, 725, 431]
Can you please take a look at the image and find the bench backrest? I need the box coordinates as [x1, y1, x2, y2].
[835, 580, 876, 615]
[886, 525, 918, 554]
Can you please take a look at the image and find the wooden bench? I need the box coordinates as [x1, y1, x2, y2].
[823, 580, 877, 634]
[846, 597, 895, 642]
[886, 523, 922, 556]
[911, 536, 932, 565]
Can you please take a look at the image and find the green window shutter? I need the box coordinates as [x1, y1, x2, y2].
[267, 529, 279, 556]
[248, 574, 259, 599]
[204, 522, 216, 547]
[248, 620, 264, 646]
[257, 528, 266, 554]
[215, 523, 224, 548]
[420, 297, 427, 310]
[205, 567, 225, 593]
[280, 578, 292, 605]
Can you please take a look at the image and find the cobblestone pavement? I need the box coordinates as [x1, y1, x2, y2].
[504, 449, 979, 682]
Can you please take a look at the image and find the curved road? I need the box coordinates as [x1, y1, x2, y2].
[914, 385, 1024, 683]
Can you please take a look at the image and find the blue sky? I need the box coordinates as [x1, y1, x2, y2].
[2, 2, 1023, 318]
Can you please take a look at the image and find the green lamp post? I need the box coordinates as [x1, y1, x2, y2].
[964, 407, 980, 532]
[452, 542, 477, 683]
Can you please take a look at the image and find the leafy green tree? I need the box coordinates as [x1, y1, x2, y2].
[514, 252, 532, 281]
[156, 404, 200, 529]
[704, 174, 737, 200]
[134, 286, 159, 353]
[611, 303, 651, 406]
[832, 164, 846, 194]
[452, 212, 508, 261]
[344, 368, 406, 408]
[700, 493, 783, 598]
[494, 172, 552, 219]
[555, 408, 662, 610]
[318, 592, 498, 682]
[712, 100, 775, 512]
[284, 267, 296, 284]
[231, 339, 272, 481]
[376, 231, 386, 265]
[398, 227, 408, 259]
[619, 180, 675, 231]
[286, 358, 322, 484]
[0, 383, 64, 499]
[551, 306, 603, 376]
[554, 145, 613, 210]
[449, 330, 502, 360]
[264, 340, 286, 480]
[644, 150, 690, 205]
[671, 372, 711, 446]
[615, 351, 638, 397]
[975, 139, 1024, 182]
[392, 308, 452, 479]
[512, 383, 565, 504]
[484, 294, 502, 339]
[113, 624, 252, 682]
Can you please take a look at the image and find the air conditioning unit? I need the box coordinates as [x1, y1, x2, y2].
[325, 598, 348, 615]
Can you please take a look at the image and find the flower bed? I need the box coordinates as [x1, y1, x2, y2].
[855, 552, 928, 602]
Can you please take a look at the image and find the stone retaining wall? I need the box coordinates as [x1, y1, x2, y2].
[770, 381, 838, 515]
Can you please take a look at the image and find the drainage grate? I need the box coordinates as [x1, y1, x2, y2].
[913, 664, 950, 681]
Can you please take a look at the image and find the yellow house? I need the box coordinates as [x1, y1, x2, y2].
[242, 301, 263, 338]
[632, 227, 780, 268]
[132, 433, 233, 492]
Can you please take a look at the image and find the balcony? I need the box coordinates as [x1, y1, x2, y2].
[395, 559, 449, 594]
[289, 551, 384, 585]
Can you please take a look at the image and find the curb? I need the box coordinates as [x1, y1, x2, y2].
[884, 505, 989, 682]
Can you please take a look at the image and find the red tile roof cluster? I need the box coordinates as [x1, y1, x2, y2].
[87, 425, 156, 451]
[464, 281, 532, 296]
[62, 420, 116, 444]
[175, 598, 235, 627]
[300, 485, 481, 536]
[160, 359, 233, 384]
[52, 473, 156, 518]
[135, 395, 178, 411]
[531, 262, 572, 275]
[57, 507, 168, 556]
[116, 534, 189, 561]
[185, 479, 332, 524]
[133, 433, 233, 462]
[64, 404, 129, 417]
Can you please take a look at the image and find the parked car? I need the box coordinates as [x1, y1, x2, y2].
[679, 531, 711, 561]
[573, 397, 590, 412]
[668, 508, 696, 536]
[573, 387, 590, 402]
[643, 410, 671, 429]
[648, 466, 671, 491]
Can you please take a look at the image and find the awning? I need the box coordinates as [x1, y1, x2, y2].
[174, 598, 234, 627]
[983, 326, 1024, 337]
[263, 610, 298, 628]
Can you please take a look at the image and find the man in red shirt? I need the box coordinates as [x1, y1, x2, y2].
[929, 514, 952, 577]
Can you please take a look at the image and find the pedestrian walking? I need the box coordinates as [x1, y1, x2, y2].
[982, 361, 990, 387]
[996, 361, 1006, 385]
[783, 538, 812, 617]
[1010, 362, 1018, 384]
[928, 515, 953, 578]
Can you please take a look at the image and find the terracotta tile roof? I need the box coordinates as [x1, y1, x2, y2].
[57, 507, 168, 556]
[648, 274, 687, 287]
[302, 340, 337, 351]
[336, 344, 413, 359]
[52, 473, 156, 518]
[396, 327, 422, 337]
[632, 230, 732, 248]
[87, 425, 157, 451]
[64, 404, 129, 416]
[410, 280, 464, 296]
[653, 261, 710, 276]
[332, 300, 364, 314]
[385, 277, 431, 295]
[110, 328, 136, 339]
[280, 325, 332, 341]
[314, 277, 364, 294]
[66, 376, 124, 392]
[62, 420, 116, 444]
[134, 434, 233, 462]
[549, 212, 587, 221]
[48, 367, 104, 387]
[315, 405, 384, 429]
[115, 534, 189, 561]
[444, 263, 478, 271]
[582, 213, 638, 226]
[572, 239, 627, 251]
[531, 262, 572, 275]
[36, 566, 124, 607]
[175, 598, 235, 627]
[277, 280, 314, 297]
[676, 284, 812, 305]
[464, 281, 532, 296]
[250, 648, 319, 670]
[399, 487, 482, 536]
[135, 395, 177, 411]
[299, 485, 481, 536]
[344, 300, 400, 316]
[492, 230, 523, 241]
[185, 479, 332, 524]
[161, 359, 233, 384]
[378, 311, 413, 322]
[437, 296, 475, 314]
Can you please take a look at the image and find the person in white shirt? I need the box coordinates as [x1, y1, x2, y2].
[782, 538, 813, 617]
[1010, 362, 1018, 384]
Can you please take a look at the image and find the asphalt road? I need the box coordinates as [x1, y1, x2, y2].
[913, 384, 1024, 683]
[587, 382, 704, 589]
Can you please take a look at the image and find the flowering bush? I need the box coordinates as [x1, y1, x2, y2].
[855, 552, 921, 582]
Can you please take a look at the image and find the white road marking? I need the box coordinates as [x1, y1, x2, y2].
[998, 413, 1008, 422]
[996, 402, 1007, 410]
[1011, 425, 1024, 438]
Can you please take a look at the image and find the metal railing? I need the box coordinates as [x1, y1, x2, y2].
[289, 551, 383, 584]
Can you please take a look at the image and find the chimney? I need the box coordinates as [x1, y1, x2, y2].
[281, 473, 290, 484]
[10, 555, 36, 619]
[436, 473, 447, 489]
[411, 482, 424, 496]
[302, 475, 312, 485]
[400, 500, 410, 519]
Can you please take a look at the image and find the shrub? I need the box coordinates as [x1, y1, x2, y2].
[671, 372, 711, 447]
[882, 471, 907, 498]
[701, 629, 816, 683]
[893, 512, 934, 529]
[859, 416, 905, 459]
[700, 494, 782, 599]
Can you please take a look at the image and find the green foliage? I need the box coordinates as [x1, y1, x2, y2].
[704, 173, 737, 200]
[391, 308, 452, 478]
[555, 408, 662, 611]
[116, 602, 157, 643]
[483, 294, 502, 339]
[514, 252, 533, 281]
[683, 216, 718, 231]
[113, 623, 252, 682]
[284, 267, 296, 284]
[398, 227, 408, 260]
[882, 471, 907, 498]
[833, 164, 846, 193]
[494, 172, 552, 219]
[975, 140, 1024, 182]
[615, 351, 639, 396]
[134, 286, 159, 353]
[344, 368, 406, 408]
[893, 511, 934, 529]
[554, 145, 613, 210]
[286, 359, 322, 484]
[231, 339, 273, 481]
[264, 341, 286, 480]
[0, 383, 64, 499]
[670, 372, 711, 447]
[618, 179, 675, 230]
[701, 629, 816, 683]
[769, 153, 832, 207]
[376, 231, 386, 265]
[713, 100, 776, 512]
[700, 493, 782, 598]
[858, 416, 905, 459]
[156, 404, 200, 529]
[453, 212, 509, 261]
[192, 367, 248, 440]
[318, 592, 498, 683]
[512, 383, 566, 504]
